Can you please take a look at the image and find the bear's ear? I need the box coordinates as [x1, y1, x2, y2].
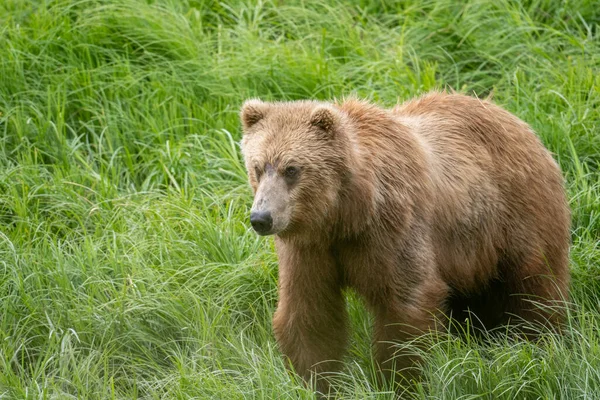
[310, 106, 339, 138]
[241, 99, 268, 130]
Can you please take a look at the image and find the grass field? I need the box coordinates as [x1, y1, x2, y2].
[0, 0, 599, 398]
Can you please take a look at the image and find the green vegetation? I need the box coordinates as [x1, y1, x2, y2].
[0, 0, 598, 398]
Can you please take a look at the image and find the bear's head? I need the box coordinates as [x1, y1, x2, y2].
[240, 100, 353, 237]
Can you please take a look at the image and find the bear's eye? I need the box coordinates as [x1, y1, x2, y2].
[254, 166, 263, 180]
[284, 166, 300, 181]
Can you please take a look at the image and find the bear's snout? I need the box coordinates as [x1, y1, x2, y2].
[250, 210, 273, 235]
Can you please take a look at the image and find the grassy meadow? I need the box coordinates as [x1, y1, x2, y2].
[1, 0, 599, 398]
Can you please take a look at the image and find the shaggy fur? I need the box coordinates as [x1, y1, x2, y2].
[240, 92, 570, 393]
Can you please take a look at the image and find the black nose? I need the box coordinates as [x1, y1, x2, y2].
[250, 211, 273, 234]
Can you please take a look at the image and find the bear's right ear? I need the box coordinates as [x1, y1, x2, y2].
[241, 99, 268, 130]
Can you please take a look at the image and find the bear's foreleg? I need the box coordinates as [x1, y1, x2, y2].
[273, 242, 348, 395]
[372, 274, 448, 387]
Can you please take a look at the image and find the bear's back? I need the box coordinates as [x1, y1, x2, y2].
[392, 93, 569, 292]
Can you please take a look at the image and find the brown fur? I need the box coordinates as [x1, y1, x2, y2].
[240, 92, 570, 393]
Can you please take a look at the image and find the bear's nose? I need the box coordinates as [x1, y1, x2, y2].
[250, 211, 273, 235]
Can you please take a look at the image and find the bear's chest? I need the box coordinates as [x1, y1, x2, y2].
[332, 238, 422, 304]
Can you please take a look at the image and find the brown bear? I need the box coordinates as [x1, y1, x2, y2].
[239, 92, 570, 393]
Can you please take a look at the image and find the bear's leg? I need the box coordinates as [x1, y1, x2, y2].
[372, 275, 448, 387]
[273, 243, 348, 395]
[501, 253, 569, 337]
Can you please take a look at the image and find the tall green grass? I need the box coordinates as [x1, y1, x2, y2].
[0, 0, 598, 398]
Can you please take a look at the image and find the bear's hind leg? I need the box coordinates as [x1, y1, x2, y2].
[501, 252, 569, 337]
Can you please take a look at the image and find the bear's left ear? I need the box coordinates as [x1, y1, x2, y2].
[310, 106, 339, 138]
[241, 99, 268, 131]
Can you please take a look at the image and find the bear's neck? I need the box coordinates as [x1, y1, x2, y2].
[329, 123, 378, 240]
[334, 165, 376, 239]
[331, 99, 426, 240]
